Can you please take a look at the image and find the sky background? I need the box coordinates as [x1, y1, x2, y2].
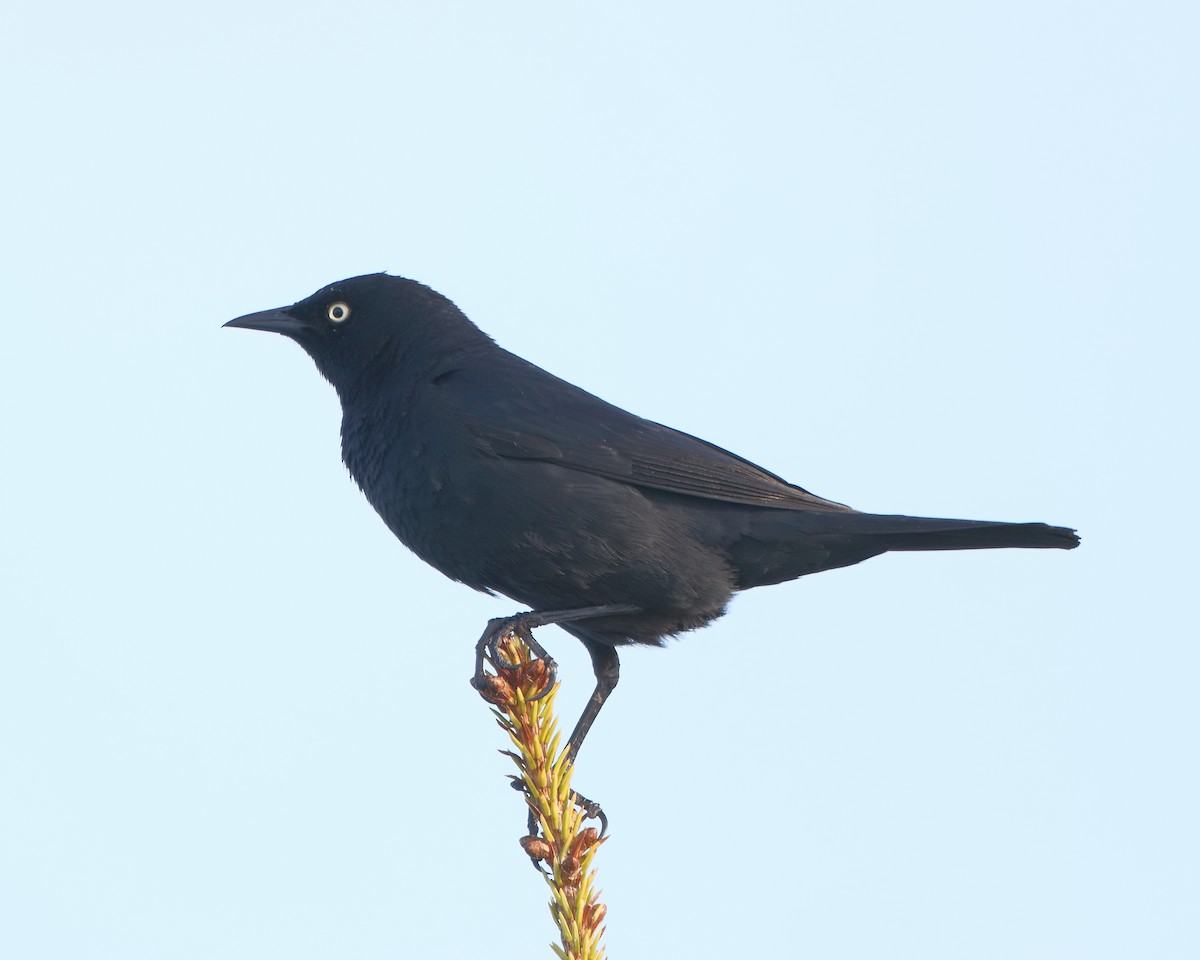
[2, 2, 1196, 957]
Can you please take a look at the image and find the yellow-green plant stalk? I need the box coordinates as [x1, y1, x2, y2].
[476, 633, 608, 960]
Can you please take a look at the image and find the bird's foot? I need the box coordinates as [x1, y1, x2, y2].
[511, 776, 607, 838]
[511, 777, 608, 873]
[471, 615, 559, 701]
[470, 604, 635, 702]
[570, 787, 608, 838]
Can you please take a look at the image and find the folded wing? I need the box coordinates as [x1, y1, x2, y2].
[447, 357, 855, 512]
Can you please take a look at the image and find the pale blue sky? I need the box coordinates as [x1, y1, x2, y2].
[2, 2, 1196, 958]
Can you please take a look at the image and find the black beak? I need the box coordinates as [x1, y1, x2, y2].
[224, 307, 309, 336]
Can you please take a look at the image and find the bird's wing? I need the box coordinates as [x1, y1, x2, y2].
[447, 361, 854, 512]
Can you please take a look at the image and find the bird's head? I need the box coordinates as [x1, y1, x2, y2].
[224, 273, 492, 396]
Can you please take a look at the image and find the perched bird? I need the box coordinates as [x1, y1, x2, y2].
[226, 273, 1078, 778]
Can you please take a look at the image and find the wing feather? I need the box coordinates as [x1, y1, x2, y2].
[450, 359, 853, 513]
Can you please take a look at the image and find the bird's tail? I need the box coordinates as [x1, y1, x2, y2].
[839, 514, 1080, 551]
[722, 510, 1079, 590]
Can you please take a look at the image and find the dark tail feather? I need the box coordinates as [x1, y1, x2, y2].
[725, 511, 1079, 589]
[860, 515, 1081, 552]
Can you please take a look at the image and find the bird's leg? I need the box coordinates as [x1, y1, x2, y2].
[505, 638, 618, 838]
[470, 604, 634, 701]
[567, 638, 621, 765]
[559, 638, 621, 836]
[471, 605, 634, 838]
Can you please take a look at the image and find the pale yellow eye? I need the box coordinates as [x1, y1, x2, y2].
[327, 302, 351, 323]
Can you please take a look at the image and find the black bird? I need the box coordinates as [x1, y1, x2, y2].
[226, 273, 1078, 778]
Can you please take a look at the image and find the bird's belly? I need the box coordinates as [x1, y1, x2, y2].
[368, 457, 736, 642]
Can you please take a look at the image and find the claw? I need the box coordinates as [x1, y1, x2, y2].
[488, 633, 522, 672]
[522, 655, 557, 700]
[571, 789, 608, 839]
